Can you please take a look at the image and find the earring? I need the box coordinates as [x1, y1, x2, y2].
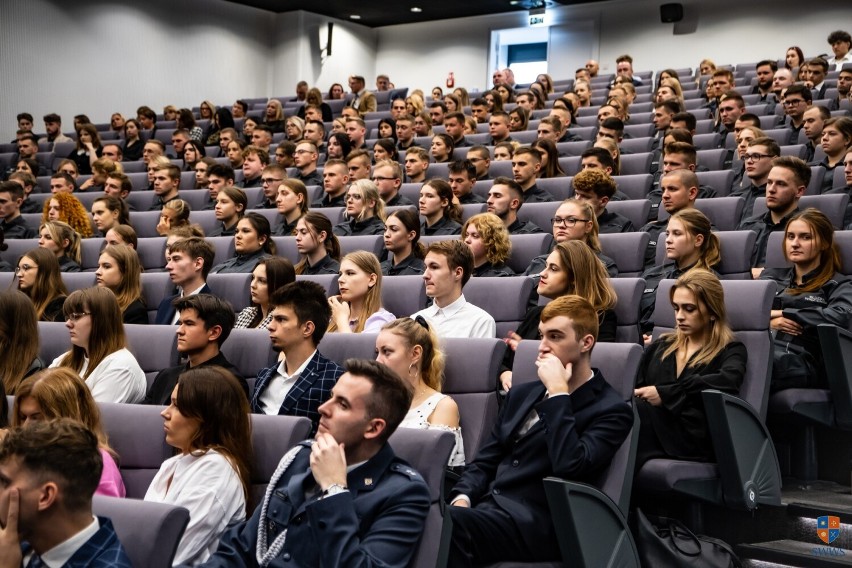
[408, 362, 417, 377]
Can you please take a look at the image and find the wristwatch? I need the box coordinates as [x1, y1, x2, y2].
[322, 483, 348, 498]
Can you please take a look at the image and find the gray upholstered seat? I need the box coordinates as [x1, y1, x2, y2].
[599, 232, 650, 277]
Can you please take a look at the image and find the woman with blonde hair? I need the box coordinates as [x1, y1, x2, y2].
[502, 239, 618, 390]
[634, 269, 746, 467]
[0, 290, 44, 394]
[285, 115, 305, 142]
[658, 77, 686, 109]
[405, 93, 426, 116]
[16, 248, 67, 322]
[376, 317, 464, 468]
[43, 193, 92, 239]
[264, 99, 286, 133]
[38, 220, 82, 272]
[79, 157, 122, 191]
[298, 87, 333, 122]
[14, 367, 127, 496]
[332, 179, 386, 236]
[328, 251, 395, 333]
[453, 87, 471, 108]
[50, 287, 146, 403]
[95, 244, 147, 324]
[145, 366, 252, 565]
[640, 208, 721, 340]
[199, 100, 216, 120]
[156, 198, 192, 236]
[461, 213, 515, 277]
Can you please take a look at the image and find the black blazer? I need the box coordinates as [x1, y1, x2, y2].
[154, 284, 211, 325]
[451, 373, 632, 552]
[122, 298, 148, 325]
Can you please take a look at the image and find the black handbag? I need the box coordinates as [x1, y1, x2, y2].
[632, 508, 742, 568]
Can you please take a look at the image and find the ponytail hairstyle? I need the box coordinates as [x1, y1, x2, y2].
[294, 212, 341, 275]
[387, 209, 425, 259]
[669, 208, 721, 271]
[423, 179, 462, 224]
[381, 317, 446, 391]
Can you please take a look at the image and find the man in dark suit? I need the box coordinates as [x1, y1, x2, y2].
[155, 237, 216, 325]
[145, 294, 247, 405]
[251, 280, 344, 434]
[194, 359, 430, 568]
[0, 419, 132, 567]
[448, 295, 633, 565]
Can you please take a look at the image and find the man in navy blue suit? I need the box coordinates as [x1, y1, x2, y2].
[448, 295, 633, 565]
[155, 237, 216, 325]
[0, 419, 132, 567]
[251, 280, 343, 435]
[196, 359, 430, 568]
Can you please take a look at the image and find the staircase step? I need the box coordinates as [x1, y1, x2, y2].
[739, 540, 852, 567]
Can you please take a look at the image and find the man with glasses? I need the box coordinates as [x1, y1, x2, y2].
[467, 146, 491, 181]
[778, 84, 812, 144]
[731, 136, 781, 223]
[256, 164, 286, 209]
[293, 141, 322, 187]
[372, 160, 411, 206]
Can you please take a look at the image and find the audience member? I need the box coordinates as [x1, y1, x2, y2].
[0, 290, 44, 394]
[572, 169, 634, 234]
[95, 244, 147, 324]
[420, 179, 463, 235]
[461, 213, 515, 277]
[235, 257, 296, 330]
[295, 212, 341, 275]
[16, 247, 67, 322]
[382, 209, 426, 276]
[313, 158, 349, 208]
[333, 179, 386, 236]
[485, 176, 541, 235]
[210, 186, 247, 237]
[372, 160, 411, 206]
[156, 198, 192, 236]
[0, 181, 36, 239]
[328, 251, 395, 333]
[731, 136, 781, 222]
[91, 195, 129, 236]
[156, 237, 216, 324]
[404, 147, 430, 184]
[38, 220, 82, 272]
[273, 179, 309, 236]
[210, 213, 276, 274]
[43, 192, 92, 239]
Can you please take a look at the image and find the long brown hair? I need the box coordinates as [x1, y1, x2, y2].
[552, 240, 617, 312]
[98, 245, 143, 311]
[176, 366, 253, 508]
[423, 179, 462, 224]
[328, 251, 384, 333]
[0, 290, 40, 394]
[17, 248, 68, 320]
[669, 209, 721, 271]
[294, 212, 341, 274]
[58, 287, 127, 379]
[783, 208, 842, 295]
[39, 220, 82, 264]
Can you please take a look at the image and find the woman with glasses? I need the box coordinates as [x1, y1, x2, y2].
[16, 248, 67, 322]
[332, 179, 386, 236]
[524, 199, 618, 279]
[640, 209, 721, 343]
[49, 287, 146, 403]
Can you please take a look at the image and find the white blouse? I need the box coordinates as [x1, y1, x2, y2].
[400, 393, 465, 467]
[50, 348, 146, 404]
[144, 449, 246, 566]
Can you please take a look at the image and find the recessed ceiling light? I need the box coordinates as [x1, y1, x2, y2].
[411, 6, 422, 12]
[350, 14, 361, 19]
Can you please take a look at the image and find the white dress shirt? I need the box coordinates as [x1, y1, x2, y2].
[50, 348, 146, 404]
[259, 350, 316, 414]
[411, 294, 496, 338]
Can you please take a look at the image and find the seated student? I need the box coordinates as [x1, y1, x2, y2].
[531, 139, 567, 180]
[420, 179, 463, 236]
[376, 317, 465, 468]
[104, 223, 138, 249]
[95, 245, 147, 325]
[430, 133, 455, 164]
[346, 149, 372, 182]
[210, 213, 277, 274]
[156, 198, 192, 236]
[501, 240, 618, 390]
[412, 240, 496, 338]
[251, 281, 344, 434]
[14, 367, 127, 497]
[197, 359, 429, 568]
[372, 159, 411, 206]
[273, 179, 309, 236]
[204, 163, 236, 210]
[571, 169, 634, 234]
[149, 163, 183, 210]
[0, 181, 36, 239]
[239, 145, 268, 189]
[146, 294, 246, 405]
[640, 169, 701, 268]
[513, 147, 556, 203]
[91, 195, 130, 237]
[461, 213, 515, 277]
[146, 367, 251, 565]
[760, 209, 852, 392]
[640, 209, 721, 341]
[0, 290, 43, 394]
[7, 171, 42, 214]
[294, 212, 342, 276]
[404, 146, 431, 184]
[235, 257, 296, 330]
[525, 199, 618, 279]
[255, 164, 285, 209]
[382, 209, 426, 276]
[50, 287, 146, 403]
[38, 220, 82, 272]
[16, 248, 68, 322]
[209, 186, 247, 237]
[157, 237, 216, 325]
[447, 159, 485, 205]
[333, 179, 386, 236]
[448, 295, 632, 565]
[814, 117, 852, 193]
[0, 419, 132, 566]
[635, 270, 747, 468]
[739, 156, 808, 275]
[312, 158, 349, 208]
[730, 136, 781, 223]
[485, 177, 542, 235]
[328, 251, 396, 334]
[826, 148, 852, 229]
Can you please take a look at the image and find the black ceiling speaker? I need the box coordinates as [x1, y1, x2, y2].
[660, 3, 683, 23]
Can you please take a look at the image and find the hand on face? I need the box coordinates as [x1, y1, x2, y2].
[535, 353, 570, 394]
[0, 488, 22, 568]
[310, 433, 348, 491]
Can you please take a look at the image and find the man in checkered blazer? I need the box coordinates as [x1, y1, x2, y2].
[250, 281, 343, 434]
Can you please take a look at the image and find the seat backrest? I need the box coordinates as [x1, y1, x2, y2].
[81, 237, 105, 269]
[37, 321, 71, 364]
[657, 197, 745, 231]
[442, 338, 507, 461]
[124, 323, 178, 386]
[606, 199, 652, 229]
[507, 233, 555, 273]
[270, 236, 301, 264]
[599, 232, 650, 277]
[99, 402, 173, 498]
[752, 195, 849, 230]
[388, 428, 455, 568]
[463, 277, 534, 337]
[220, 328, 276, 382]
[206, 236, 236, 267]
[140, 272, 176, 322]
[249, 414, 312, 507]
[137, 237, 168, 271]
[207, 273, 252, 311]
[338, 235, 384, 257]
[619, 153, 653, 175]
[696, 148, 727, 170]
[653, 279, 774, 418]
[381, 275, 427, 317]
[296, 273, 339, 295]
[61, 272, 97, 292]
[317, 332, 378, 365]
[695, 169, 735, 198]
[610, 278, 645, 344]
[92, 495, 189, 568]
[128, 211, 163, 238]
[0, 238, 38, 265]
[535, 177, 574, 200]
[613, 174, 652, 200]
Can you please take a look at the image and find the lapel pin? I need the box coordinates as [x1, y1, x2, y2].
[364, 477, 373, 486]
